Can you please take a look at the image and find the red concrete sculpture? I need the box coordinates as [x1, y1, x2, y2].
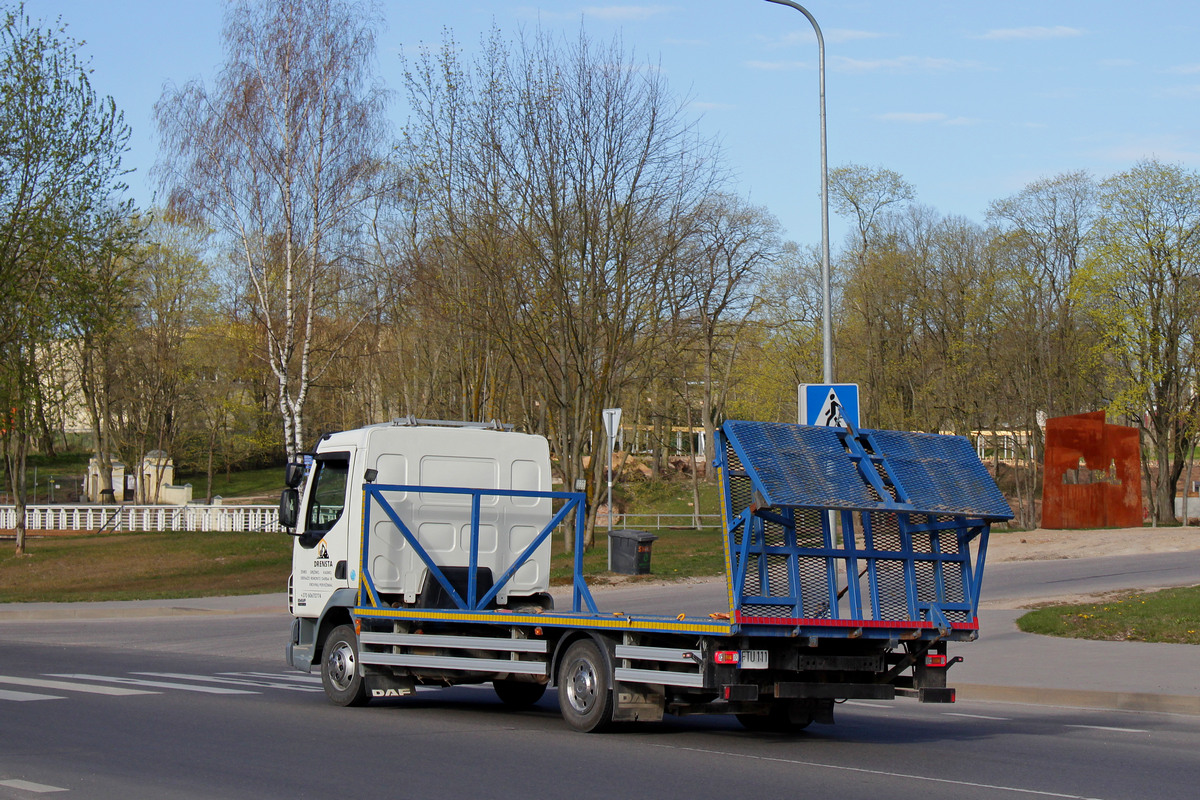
[1041, 410, 1143, 529]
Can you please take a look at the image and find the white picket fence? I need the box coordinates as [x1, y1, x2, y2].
[1, 505, 720, 535]
[0, 504, 280, 533]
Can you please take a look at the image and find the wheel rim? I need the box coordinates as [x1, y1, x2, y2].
[565, 657, 597, 714]
[326, 640, 357, 692]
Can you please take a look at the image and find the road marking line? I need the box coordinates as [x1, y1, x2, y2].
[0, 689, 63, 702]
[47, 674, 257, 695]
[944, 712, 1011, 721]
[0, 676, 154, 696]
[0, 779, 68, 792]
[1066, 724, 1148, 734]
[844, 701, 891, 709]
[649, 743, 1108, 800]
[135, 672, 322, 692]
[226, 672, 323, 685]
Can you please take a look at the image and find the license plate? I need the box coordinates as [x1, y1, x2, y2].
[740, 649, 769, 669]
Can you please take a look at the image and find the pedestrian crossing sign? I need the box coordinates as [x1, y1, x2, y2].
[798, 383, 860, 428]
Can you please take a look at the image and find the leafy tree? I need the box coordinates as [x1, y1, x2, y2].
[0, 6, 132, 553]
[1080, 160, 1200, 524]
[989, 171, 1101, 527]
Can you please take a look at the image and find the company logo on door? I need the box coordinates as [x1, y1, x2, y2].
[314, 540, 333, 568]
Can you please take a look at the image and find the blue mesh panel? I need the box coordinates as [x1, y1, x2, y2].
[724, 421, 873, 509]
[724, 421, 1012, 520]
[867, 429, 1012, 519]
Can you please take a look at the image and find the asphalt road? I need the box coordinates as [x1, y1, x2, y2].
[981, 550, 1200, 607]
[2, 635, 1198, 800]
[0, 550, 1197, 799]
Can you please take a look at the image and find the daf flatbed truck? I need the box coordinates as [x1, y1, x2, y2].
[281, 417, 1012, 732]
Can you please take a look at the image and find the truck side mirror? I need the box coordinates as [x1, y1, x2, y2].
[284, 460, 306, 488]
[279, 488, 300, 531]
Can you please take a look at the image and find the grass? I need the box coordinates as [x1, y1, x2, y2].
[1017, 585, 1200, 645]
[0, 531, 292, 603]
[549, 526, 726, 586]
[175, 466, 285, 499]
[618, 478, 722, 518]
[1, 475, 731, 603]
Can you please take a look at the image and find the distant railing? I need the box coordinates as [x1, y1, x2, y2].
[0, 504, 280, 533]
[614, 513, 722, 530]
[1, 505, 716, 535]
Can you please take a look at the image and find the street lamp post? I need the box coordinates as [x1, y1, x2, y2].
[763, 0, 833, 384]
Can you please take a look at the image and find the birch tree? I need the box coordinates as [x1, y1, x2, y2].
[156, 0, 388, 458]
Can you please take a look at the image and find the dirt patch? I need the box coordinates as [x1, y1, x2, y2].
[986, 526, 1200, 562]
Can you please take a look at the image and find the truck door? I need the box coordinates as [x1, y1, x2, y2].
[291, 448, 356, 616]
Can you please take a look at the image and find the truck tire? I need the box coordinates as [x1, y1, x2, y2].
[493, 679, 547, 708]
[321, 624, 368, 707]
[557, 639, 614, 732]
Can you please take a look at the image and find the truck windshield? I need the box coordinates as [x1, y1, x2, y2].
[305, 456, 349, 534]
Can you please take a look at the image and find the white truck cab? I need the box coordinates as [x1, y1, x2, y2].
[282, 419, 554, 673]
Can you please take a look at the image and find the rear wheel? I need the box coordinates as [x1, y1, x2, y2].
[493, 679, 548, 708]
[557, 639, 614, 732]
[321, 624, 368, 707]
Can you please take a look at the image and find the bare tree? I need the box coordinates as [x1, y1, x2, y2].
[401, 28, 723, 548]
[156, 0, 389, 459]
[675, 193, 781, 475]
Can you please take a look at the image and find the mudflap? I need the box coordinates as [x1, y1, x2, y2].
[612, 681, 665, 723]
[364, 670, 416, 699]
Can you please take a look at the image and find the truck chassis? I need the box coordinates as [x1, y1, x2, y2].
[288, 420, 1012, 732]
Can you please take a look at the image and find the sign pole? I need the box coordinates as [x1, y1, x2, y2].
[602, 408, 623, 571]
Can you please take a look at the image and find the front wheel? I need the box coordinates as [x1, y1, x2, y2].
[557, 639, 614, 732]
[321, 624, 368, 706]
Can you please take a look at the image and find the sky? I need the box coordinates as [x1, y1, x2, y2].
[23, 0, 1200, 247]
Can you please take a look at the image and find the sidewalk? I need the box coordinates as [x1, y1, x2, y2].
[956, 608, 1200, 715]
[0, 592, 290, 622]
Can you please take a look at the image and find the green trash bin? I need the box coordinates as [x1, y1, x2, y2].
[608, 529, 658, 575]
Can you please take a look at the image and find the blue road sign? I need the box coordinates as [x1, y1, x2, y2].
[798, 383, 860, 428]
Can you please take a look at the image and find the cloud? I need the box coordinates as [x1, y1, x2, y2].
[518, 5, 675, 23]
[1165, 63, 1200, 75]
[581, 5, 674, 21]
[825, 28, 889, 44]
[1155, 84, 1200, 99]
[770, 28, 887, 46]
[878, 112, 949, 123]
[1089, 136, 1200, 166]
[877, 112, 978, 126]
[833, 55, 982, 74]
[745, 60, 809, 71]
[979, 26, 1084, 40]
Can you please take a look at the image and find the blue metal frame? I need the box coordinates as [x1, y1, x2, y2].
[356, 484, 598, 614]
[716, 420, 1013, 637]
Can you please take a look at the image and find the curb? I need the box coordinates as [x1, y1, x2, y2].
[956, 683, 1200, 717]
